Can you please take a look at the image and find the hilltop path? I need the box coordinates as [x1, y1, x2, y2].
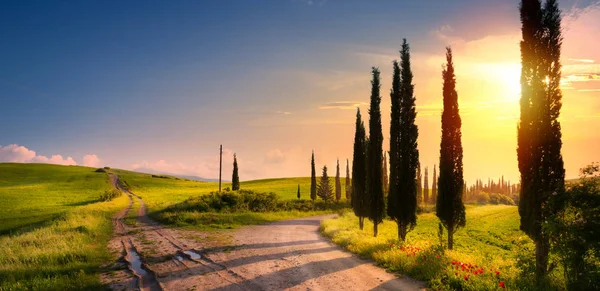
[102, 174, 425, 291]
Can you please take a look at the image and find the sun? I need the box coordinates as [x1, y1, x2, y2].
[492, 63, 522, 102]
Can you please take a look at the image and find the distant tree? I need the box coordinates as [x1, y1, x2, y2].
[352, 108, 368, 230]
[424, 167, 429, 204]
[382, 152, 388, 196]
[335, 159, 342, 201]
[417, 164, 422, 205]
[517, 0, 565, 282]
[232, 153, 240, 190]
[297, 184, 301, 199]
[432, 165, 438, 204]
[367, 67, 385, 237]
[436, 47, 466, 250]
[317, 165, 334, 201]
[345, 159, 351, 199]
[311, 151, 317, 201]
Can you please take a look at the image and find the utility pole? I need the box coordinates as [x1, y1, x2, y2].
[219, 144, 222, 192]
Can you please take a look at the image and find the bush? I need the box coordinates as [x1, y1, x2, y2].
[94, 168, 106, 173]
[489, 193, 515, 205]
[99, 189, 121, 201]
[548, 163, 600, 290]
[167, 190, 349, 214]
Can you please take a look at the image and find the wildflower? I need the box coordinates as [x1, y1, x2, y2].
[464, 275, 469, 281]
[495, 270, 500, 276]
[499, 281, 505, 288]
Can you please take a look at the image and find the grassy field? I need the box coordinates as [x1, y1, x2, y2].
[0, 163, 129, 290]
[114, 171, 348, 229]
[0, 163, 115, 234]
[321, 205, 566, 291]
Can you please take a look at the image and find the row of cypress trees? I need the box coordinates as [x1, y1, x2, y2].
[309, 151, 352, 202]
[351, 39, 466, 250]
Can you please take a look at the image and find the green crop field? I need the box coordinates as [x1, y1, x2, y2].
[0, 163, 129, 290]
[321, 205, 566, 290]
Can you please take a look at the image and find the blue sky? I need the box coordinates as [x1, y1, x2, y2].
[1, 0, 599, 181]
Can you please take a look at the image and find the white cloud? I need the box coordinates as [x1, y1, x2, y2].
[0, 144, 77, 166]
[82, 154, 101, 167]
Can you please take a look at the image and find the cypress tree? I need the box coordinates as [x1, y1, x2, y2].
[424, 167, 429, 204]
[345, 159, 351, 200]
[518, 0, 565, 282]
[297, 184, 300, 199]
[335, 159, 342, 201]
[387, 60, 401, 235]
[432, 165, 437, 204]
[387, 39, 419, 241]
[436, 47, 466, 250]
[352, 108, 368, 230]
[367, 67, 385, 237]
[317, 165, 334, 201]
[232, 153, 240, 190]
[310, 151, 317, 201]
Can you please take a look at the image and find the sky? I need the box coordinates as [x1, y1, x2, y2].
[1, 0, 599, 184]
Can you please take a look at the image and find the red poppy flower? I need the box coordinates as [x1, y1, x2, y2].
[464, 275, 469, 281]
[499, 281, 505, 288]
[495, 270, 500, 276]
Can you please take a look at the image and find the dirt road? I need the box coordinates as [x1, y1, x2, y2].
[102, 174, 425, 291]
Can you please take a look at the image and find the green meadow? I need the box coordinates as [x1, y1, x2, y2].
[321, 205, 566, 290]
[0, 163, 129, 290]
[113, 171, 347, 229]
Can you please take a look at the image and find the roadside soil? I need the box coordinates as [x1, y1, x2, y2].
[101, 174, 426, 291]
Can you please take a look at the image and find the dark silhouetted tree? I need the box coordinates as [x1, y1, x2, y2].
[297, 184, 300, 199]
[367, 67, 385, 237]
[232, 154, 240, 190]
[352, 108, 368, 230]
[518, 0, 565, 282]
[336, 159, 342, 201]
[387, 60, 401, 234]
[436, 47, 466, 250]
[388, 40, 419, 241]
[311, 151, 317, 201]
[345, 159, 351, 199]
[317, 165, 334, 201]
[424, 167, 429, 204]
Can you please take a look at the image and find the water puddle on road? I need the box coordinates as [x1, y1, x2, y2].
[126, 246, 147, 276]
[183, 250, 202, 260]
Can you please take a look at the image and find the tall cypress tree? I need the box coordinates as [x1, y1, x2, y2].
[232, 153, 240, 190]
[335, 159, 342, 201]
[310, 151, 317, 201]
[436, 47, 466, 250]
[432, 165, 437, 204]
[518, 0, 565, 282]
[387, 60, 401, 234]
[297, 184, 301, 199]
[345, 159, 351, 200]
[352, 108, 368, 230]
[367, 67, 385, 237]
[424, 167, 429, 204]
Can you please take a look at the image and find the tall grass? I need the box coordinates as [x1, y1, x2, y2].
[321, 205, 566, 290]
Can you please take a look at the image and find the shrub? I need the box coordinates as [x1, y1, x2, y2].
[94, 168, 106, 173]
[99, 189, 121, 201]
[166, 190, 349, 214]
